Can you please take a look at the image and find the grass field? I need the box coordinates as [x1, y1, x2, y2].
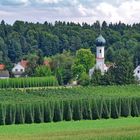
[0, 117, 140, 140]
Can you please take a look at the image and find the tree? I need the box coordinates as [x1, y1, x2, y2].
[51, 51, 74, 85]
[72, 64, 86, 79]
[90, 69, 102, 86]
[102, 21, 107, 29]
[100, 66, 115, 85]
[75, 49, 95, 73]
[0, 19, 139, 80]
[25, 54, 39, 76]
[35, 66, 51, 77]
[106, 47, 115, 62]
[55, 68, 64, 85]
[113, 50, 135, 85]
[133, 46, 140, 67]
[78, 72, 90, 86]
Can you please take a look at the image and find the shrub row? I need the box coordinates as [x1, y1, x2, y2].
[0, 86, 140, 125]
[0, 97, 140, 125]
[0, 76, 58, 88]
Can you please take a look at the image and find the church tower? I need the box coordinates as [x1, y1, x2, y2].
[95, 35, 106, 74]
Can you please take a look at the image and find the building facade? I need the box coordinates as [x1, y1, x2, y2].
[12, 63, 25, 77]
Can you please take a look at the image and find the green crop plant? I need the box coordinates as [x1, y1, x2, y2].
[0, 85, 139, 125]
[0, 76, 58, 88]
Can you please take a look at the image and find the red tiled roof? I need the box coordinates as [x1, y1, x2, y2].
[20, 60, 28, 68]
[0, 64, 5, 70]
[44, 60, 50, 66]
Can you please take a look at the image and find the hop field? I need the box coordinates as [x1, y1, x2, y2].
[0, 85, 140, 125]
[0, 76, 58, 88]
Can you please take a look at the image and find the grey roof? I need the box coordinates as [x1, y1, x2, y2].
[95, 35, 106, 46]
[0, 70, 9, 77]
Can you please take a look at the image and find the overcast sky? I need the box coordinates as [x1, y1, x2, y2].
[0, 0, 140, 24]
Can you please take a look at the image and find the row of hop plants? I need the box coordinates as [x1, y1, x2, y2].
[0, 76, 58, 88]
[0, 97, 140, 125]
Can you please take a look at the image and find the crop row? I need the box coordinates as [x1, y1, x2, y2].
[0, 85, 140, 125]
[0, 97, 140, 125]
[0, 76, 58, 88]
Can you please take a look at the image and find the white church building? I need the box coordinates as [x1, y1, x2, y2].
[89, 34, 108, 77]
[90, 34, 140, 81]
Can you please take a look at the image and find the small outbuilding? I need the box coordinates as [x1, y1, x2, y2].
[0, 70, 10, 79]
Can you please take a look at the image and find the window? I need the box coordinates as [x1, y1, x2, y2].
[15, 69, 18, 72]
[100, 49, 102, 53]
[21, 69, 23, 72]
[138, 70, 140, 74]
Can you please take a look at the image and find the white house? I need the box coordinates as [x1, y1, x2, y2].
[12, 60, 28, 77]
[12, 63, 25, 77]
[89, 35, 109, 77]
[134, 65, 140, 81]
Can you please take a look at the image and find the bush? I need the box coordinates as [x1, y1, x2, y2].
[78, 72, 90, 86]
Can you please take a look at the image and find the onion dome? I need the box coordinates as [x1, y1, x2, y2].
[95, 35, 106, 46]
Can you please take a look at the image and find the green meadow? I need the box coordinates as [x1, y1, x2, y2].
[0, 117, 140, 140]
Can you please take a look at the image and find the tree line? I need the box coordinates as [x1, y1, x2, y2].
[0, 20, 140, 68]
[0, 20, 139, 85]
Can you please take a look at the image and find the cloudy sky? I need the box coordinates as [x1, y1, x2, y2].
[0, 0, 140, 24]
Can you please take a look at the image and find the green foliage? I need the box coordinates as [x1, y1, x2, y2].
[0, 76, 58, 88]
[100, 67, 115, 85]
[25, 54, 39, 76]
[0, 117, 140, 140]
[51, 51, 74, 85]
[75, 49, 95, 73]
[113, 50, 135, 85]
[106, 47, 115, 62]
[0, 20, 140, 69]
[35, 66, 51, 77]
[0, 85, 139, 125]
[72, 64, 86, 79]
[55, 68, 64, 85]
[0, 20, 140, 86]
[90, 69, 102, 86]
[90, 50, 135, 86]
[78, 72, 90, 86]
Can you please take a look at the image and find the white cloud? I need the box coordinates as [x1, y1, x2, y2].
[95, 0, 140, 24]
[33, 0, 62, 4]
[0, 0, 140, 24]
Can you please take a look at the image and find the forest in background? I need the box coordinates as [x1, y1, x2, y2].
[0, 20, 140, 69]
